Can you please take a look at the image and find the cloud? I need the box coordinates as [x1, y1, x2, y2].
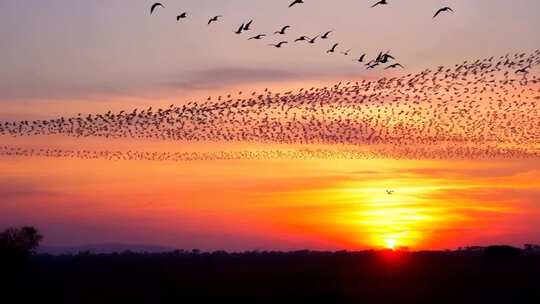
[165, 67, 371, 91]
[0, 179, 57, 203]
[167, 67, 298, 91]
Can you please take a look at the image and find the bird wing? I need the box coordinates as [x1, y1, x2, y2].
[150, 3, 164, 14]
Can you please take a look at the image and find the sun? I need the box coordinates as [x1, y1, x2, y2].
[385, 239, 397, 250]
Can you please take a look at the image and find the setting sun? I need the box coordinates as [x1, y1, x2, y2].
[385, 239, 397, 250]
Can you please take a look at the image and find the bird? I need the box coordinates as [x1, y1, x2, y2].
[150, 3, 164, 15]
[308, 35, 320, 44]
[269, 41, 288, 48]
[294, 36, 310, 42]
[367, 62, 380, 69]
[208, 15, 222, 25]
[249, 34, 266, 40]
[234, 24, 245, 34]
[341, 49, 352, 56]
[385, 63, 404, 69]
[377, 51, 394, 63]
[353, 54, 367, 62]
[243, 20, 253, 31]
[386, 190, 395, 195]
[274, 26, 291, 35]
[433, 7, 454, 18]
[289, 0, 304, 8]
[516, 66, 530, 74]
[327, 43, 339, 54]
[176, 12, 187, 21]
[321, 30, 333, 39]
[371, 0, 388, 8]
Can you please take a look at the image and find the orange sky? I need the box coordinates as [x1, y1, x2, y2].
[1, 139, 539, 250]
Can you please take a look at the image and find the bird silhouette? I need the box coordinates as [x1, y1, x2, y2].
[516, 66, 530, 74]
[386, 190, 395, 195]
[289, 0, 304, 8]
[294, 36, 310, 42]
[269, 41, 288, 48]
[433, 7, 454, 18]
[367, 62, 379, 69]
[275, 26, 291, 35]
[150, 3, 164, 15]
[308, 35, 320, 44]
[243, 20, 254, 31]
[353, 54, 367, 62]
[327, 43, 339, 54]
[176, 12, 187, 21]
[385, 63, 404, 69]
[208, 15, 222, 25]
[341, 49, 352, 56]
[321, 30, 333, 39]
[371, 0, 388, 8]
[249, 34, 266, 40]
[234, 24, 245, 34]
[375, 51, 394, 63]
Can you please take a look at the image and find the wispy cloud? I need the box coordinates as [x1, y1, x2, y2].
[166, 67, 371, 91]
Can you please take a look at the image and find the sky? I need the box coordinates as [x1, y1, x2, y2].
[0, 0, 539, 251]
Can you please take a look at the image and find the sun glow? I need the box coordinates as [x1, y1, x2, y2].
[344, 181, 446, 250]
[385, 239, 397, 250]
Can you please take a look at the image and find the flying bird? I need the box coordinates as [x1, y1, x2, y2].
[249, 34, 266, 40]
[243, 20, 254, 31]
[367, 62, 380, 69]
[275, 26, 291, 35]
[353, 54, 367, 62]
[386, 190, 395, 195]
[208, 15, 222, 25]
[234, 24, 245, 34]
[289, 0, 304, 8]
[515, 66, 530, 74]
[295, 36, 310, 42]
[150, 3, 164, 15]
[385, 63, 404, 69]
[308, 35, 320, 44]
[321, 30, 333, 39]
[371, 0, 388, 8]
[341, 49, 352, 56]
[269, 41, 288, 48]
[176, 12, 187, 21]
[379, 53, 395, 63]
[327, 43, 339, 53]
[433, 7, 454, 18]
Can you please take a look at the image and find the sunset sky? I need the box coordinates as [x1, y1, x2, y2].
[1, 0, 539, 251]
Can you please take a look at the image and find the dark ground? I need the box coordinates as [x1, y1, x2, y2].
[4, 248, 540, 304]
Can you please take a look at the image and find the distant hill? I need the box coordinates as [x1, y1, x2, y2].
[38, 243, 176, 254]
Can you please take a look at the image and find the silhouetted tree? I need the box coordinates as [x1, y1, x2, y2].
[483, 245, 521, 260]
[0, 226, 43, 271]
[524, 244, 540, 253]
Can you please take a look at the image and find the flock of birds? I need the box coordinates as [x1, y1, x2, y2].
[1, 51, 539, 162]
[148, 1, 454, 70]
